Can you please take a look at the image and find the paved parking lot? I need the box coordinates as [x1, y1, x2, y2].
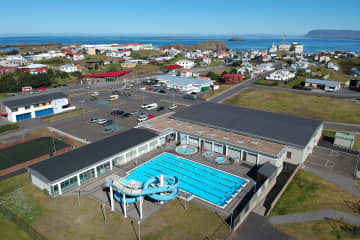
[9, 80, 203, 143]
[304, 146, 358, 178]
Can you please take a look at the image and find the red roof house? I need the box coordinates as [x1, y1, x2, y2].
[223, 74, 243, 84]
[165, 64, 182, 70]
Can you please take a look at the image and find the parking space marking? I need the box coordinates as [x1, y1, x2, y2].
[306, 154, 336, 169]
[160, 99, 190, 107]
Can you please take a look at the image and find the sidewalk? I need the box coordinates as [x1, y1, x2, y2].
[269, 209, 360, 226]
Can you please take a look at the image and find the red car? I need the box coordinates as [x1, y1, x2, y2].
[37, 87, 47, 91]
[147, 87, 154, 91]
[147, 114, 155, 119]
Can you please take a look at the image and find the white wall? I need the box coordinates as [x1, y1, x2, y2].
[31, 172, 51, 193]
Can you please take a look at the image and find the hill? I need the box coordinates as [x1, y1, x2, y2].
[161, 40, 227, 51]
[306, 30, 360, 40]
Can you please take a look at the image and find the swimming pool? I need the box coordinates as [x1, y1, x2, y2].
[176, 145, 198, 155]
[126, 152, 248, 207]
[215, 156, 226, 163]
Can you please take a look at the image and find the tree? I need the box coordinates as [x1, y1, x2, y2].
[94, 64, 99, 71]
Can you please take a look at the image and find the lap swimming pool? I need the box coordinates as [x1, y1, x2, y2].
[126, 152, 248, 208]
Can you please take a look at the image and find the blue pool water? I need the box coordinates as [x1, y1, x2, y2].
[215, 157, 226, 163]
[126, 153, 248, 207]
[176, 145, 197, 155]
[99, 101, 109, 104]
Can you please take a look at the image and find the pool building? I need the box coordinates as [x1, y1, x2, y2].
[26, 102, 322, 213]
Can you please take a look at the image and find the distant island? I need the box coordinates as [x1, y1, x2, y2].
[306, 30, 360, 40]
[228, 37, 244, 42]
[161, 40, 227, 51]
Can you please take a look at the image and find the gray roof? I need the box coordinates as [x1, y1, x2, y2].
[172, 102, 322, 148]
[3, 92, 67, 108]
[27, 128, 158, 183]
[258, 162, 277, 178]
[155, 75, 214, 87]
[305, 79, 341, 88]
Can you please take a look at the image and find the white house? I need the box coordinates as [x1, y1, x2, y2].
[59, 64, 78, 73]
[253, 63, 275, 75]
[3, 92, 71, 122]
[66, 53, 85, 61]
[305, 79, 341, 92]
[327, 62, 339, 71]
[155, 75, 214, 92]
[203, 57, 211, 65]
[175, 59, 195, 69]
[266, 69, 295, 82]
[106, 51, 131, 58]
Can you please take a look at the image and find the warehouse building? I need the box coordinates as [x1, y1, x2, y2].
[3, 92, 70, 122]
[155, 75, 214, 92]
[27, 128, 159, 197]
[79, 70, 132, 85]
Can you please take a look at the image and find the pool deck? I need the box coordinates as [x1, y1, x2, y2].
[62, 143, 256, 221]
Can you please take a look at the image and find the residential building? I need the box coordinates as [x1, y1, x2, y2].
[223, 74, 243, 84]
[305, 79, 341, 92]
[59, 64, 78, 73]
[334, 132, 355, 149]
[265, 69, 295, 82]
[179, 69, 193, 78]
[327, 62, 339, 71]
[18, 64, 49, 74]
[175, 59, 195, 69]
[3, 92, 70, 122]
[66, 52, 85, 61]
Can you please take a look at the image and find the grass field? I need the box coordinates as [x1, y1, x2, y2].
[254, 77, 306, 89]
[41, 108, 93, 122]
[28, 128, 85, 148]
[310, 66, 349, 83]
[275, 219, 360, 240]
[0, 215, 31, 240]
[0, 173, 229, 240]
[225, 88, 360, 124]
[201, 85, 232, 99]
[270, 170, 360, 216]
[0, 137, 70, 170]
[0, 123, 19, 134]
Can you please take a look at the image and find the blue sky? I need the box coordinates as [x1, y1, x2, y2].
[1, 0, 360, 35]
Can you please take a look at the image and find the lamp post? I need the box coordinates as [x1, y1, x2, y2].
[137, 219, 141, 240]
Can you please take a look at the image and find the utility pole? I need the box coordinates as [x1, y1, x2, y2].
[137, 220, 141, 240]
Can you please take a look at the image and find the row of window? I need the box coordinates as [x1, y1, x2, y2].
[11, 101, 51, 112]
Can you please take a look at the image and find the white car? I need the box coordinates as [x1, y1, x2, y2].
[146, 103, 158, 111]
[96, 119, 107, 124]
[168, 104, 178, 110]
[141, 103, 149, 109]
[137, 116, 147, 122]
[91, 91, 99, 97]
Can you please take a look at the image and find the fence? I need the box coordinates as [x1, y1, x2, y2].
[0, 154, 50, 176]
[230, 166, 280, 231]
[0, 204, 47, 240]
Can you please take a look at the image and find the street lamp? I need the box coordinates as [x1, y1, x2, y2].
[137, 219, 141, 240]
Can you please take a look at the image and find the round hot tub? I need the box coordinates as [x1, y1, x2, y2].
[176, 145, 198, 155]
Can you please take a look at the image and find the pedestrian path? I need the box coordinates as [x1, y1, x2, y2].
[269, 209, 360, 226]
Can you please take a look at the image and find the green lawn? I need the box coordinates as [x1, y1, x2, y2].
[0, 173, 229, 240]
[0, 215, 31, 240]
[270, 170, 360, 216]
[28, 128, 86, 148]
[225, 88, 360, 124]
[41, 108, 92, 122]
[0, 123, 19, 134]
[275, 219, 360, 240]
[254, 77, 306, 89]
[0, 137, 70, 170]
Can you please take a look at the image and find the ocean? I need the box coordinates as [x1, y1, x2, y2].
[0, 35, 359, 53]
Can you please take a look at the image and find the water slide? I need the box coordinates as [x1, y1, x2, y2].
[108, 174, 179, 204]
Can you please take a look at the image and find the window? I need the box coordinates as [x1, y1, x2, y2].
[11, 108, 18, 112]
[287, 151, 292, 159]
[25, 106, 31, 110]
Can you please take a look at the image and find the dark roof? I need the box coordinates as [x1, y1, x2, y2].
[172, 102, 322, 148]
[3, 92, 67, 108]
[28, 128, 158, 182]
[258, 162, 277, 178]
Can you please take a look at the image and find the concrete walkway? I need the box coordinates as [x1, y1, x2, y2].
[269, 209, 360, 226]
[302, 165, 360, 198]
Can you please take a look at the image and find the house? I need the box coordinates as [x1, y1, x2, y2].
[179, 69, 193, 78]
[327, 62, 339, 71]
[121, 61, 137, 68]
[59, 64, 78, 73]
[203, 57, 211, 65]
[265, 69, 295, 82]
[165, 64, 182, 71]
[3, 92, 71, 122]
[0, 66, 15, 75]
[291, 61, 309, 70]
[237, 62, 254, 75]
[1, 55, 29, 66]
[106, 51, 131, 58]
[305, 79, 341, 92]
[79, 70, 132, 85]
[87, 48, 96, 55]
[66, 52, 85, 61]
[175, 59, 195, 69]
[223, 74, 243, 84]
[84, 60, 103, 70]
[18, 64, 49, 75]
[253, 63, 275, 75]
[155, 75, 214, 92]
[334, 132, 355, 149]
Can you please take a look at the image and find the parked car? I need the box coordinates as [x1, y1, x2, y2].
[91, 91, 100, 97]
[168, 104, 178, 110]
[130, 110, 139, 115]
[137, 115, 148, 122]
[146, 87, 154, 91]
[89, 118, 99, 123]
[157, 106, 165, 111]
[103, 120, 113, 126]
[111, 110, 124, 116]
[141, 103, 150, 109]
[146, 103, 158, 111]
[159, 90, 166, 94]
[184, 93, 197, 100]
[138, 112, 147, 117]
[103, 128, 114, 134]
[97, 119, 108, 125]
[153, 88, 160, 92]
[147, 114, 155, 119]
[121, 112, 130, 118]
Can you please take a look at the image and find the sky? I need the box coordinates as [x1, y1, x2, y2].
[1, 0, 360, 35]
